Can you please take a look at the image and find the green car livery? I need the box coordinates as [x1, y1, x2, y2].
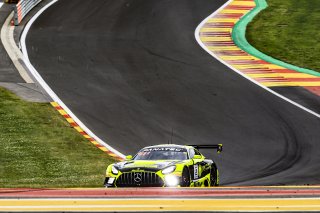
[104, 144, 222, 187]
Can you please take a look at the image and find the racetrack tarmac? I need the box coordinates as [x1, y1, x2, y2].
[26, 0, 320, 185]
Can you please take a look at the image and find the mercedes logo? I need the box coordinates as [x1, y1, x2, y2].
[134, 173, 142, 183]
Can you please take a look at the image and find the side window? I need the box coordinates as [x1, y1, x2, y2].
[194, 149, 201, 156]
[189, 149, 195, 159]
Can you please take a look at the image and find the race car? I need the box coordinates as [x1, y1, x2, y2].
[104, 144, 222, 187]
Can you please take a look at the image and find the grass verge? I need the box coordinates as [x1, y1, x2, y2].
[0, 87, 116, 188]
[247, 0, 320, 73]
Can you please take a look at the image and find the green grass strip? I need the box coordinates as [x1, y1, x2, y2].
[232, 0, 320, 76]
[0, 87, 115, 188]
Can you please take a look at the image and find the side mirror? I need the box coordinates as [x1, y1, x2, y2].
[125, 155, 133, 161]
[193, 155, 202, 159]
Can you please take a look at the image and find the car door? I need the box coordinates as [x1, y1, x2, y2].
[189, 148, 205, 180]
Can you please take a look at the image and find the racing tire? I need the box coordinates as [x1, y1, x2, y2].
[180, 167, 191, 187]
[210, 166, 219, 186]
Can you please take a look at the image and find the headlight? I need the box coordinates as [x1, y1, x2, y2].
[111, 166, 119, 175]
[162, 165, 176, 174]
[165, 175, 179, 187]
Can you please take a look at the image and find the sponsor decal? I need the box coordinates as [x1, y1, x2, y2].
[142, 147, 186, 152]
[194, 164, 199, 179]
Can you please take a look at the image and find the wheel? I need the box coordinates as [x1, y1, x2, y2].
[180, 167, 191, 187]
[103, 177, 108, 187]
[210, 166, 219, 186]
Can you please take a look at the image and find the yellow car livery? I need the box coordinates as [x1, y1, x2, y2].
[104, 144, 222, 187]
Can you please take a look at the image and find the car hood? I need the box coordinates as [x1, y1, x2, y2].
[114, 160, 182, 172]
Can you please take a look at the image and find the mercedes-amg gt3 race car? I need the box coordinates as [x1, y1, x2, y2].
[104, 144, 222, 187]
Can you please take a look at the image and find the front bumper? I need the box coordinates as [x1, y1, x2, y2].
[104, 171, 181, 187]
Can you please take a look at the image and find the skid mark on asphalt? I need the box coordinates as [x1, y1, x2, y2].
[199, 0, 320, 97]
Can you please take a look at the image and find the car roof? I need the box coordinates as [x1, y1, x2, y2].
[142, 144, 192, 150]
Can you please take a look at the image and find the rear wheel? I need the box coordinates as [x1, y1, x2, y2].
[180, 167, 190, 187]
[210, 166, 219, 186]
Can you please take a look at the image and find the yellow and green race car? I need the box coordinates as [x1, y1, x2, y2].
[104, 144, 222, 187]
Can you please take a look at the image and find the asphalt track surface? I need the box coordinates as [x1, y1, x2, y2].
[26, 0, 320, 186]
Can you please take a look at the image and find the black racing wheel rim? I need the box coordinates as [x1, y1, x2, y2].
[181, 168, 190, 187]
[210, 167, 218, 186]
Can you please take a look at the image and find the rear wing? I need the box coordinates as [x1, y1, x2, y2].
[188, 144, 223, 154]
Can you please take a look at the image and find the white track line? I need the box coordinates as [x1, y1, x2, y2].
[19, 0, 320, 162]
[194, 0, 320, 119]
[20, 0, 125, 159]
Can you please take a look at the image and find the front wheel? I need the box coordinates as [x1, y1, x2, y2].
[210, 166, 219, 186]
[180, 167, 191, 187]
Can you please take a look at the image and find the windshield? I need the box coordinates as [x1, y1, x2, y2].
[134, 147, 188, 160]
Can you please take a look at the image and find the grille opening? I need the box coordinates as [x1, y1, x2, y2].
[116, 171, 164, 187]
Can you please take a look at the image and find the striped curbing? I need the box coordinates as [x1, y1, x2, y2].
[13, 0, 42, 26]
[50, 102, 123, 161]
[3, 187, 320, 198]
[15, 0, 125, 162]
[1, 198, 320, 212]
[199, 0, 320, 97]
[2, 187, 320, 212]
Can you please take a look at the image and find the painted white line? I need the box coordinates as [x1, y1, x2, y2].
[20, 0, 125, 159]
[194, 1, 320, 119]
[0, 3, 3, 8]
[19, 0, 320, 164]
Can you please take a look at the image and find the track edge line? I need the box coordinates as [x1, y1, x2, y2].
[194, 0, 320, 119]
[19, 0, 125, 160]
